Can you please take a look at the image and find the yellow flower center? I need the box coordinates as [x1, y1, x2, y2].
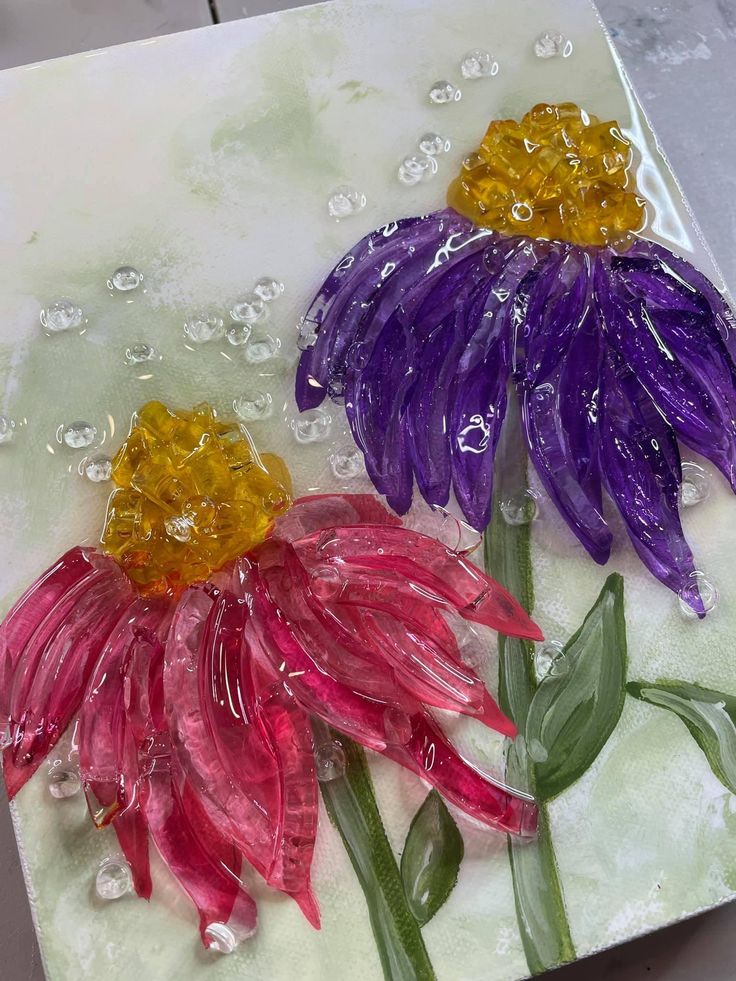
[101, 400, 292, 595]
[447, 102, 646, 248]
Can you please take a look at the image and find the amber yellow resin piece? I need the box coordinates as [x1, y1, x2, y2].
[101, 400, 292, 595]
[447, 102, 646, 247]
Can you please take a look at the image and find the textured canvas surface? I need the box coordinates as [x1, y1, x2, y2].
[0, 1, 734, 978]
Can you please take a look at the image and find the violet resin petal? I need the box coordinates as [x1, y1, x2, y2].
[598, 353, 701, 607]
[299, 524, 543, 641]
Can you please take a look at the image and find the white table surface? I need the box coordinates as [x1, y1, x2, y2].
[1, 1, 734, 978]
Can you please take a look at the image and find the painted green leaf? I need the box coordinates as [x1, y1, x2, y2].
[400, 790, 464, 927]
[525, 572, 628, 802]
[627, 679, 736, 795]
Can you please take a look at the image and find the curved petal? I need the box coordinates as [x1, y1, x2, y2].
[296, 524, 543, 641]
[271, 493, 400, 543]
[3, 554, 134, 799]
[598, 251, 736, 489]
[598, 352, 700, 608]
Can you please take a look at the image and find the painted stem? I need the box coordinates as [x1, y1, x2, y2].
[485, 390, 576, 975]
[314, 720, 436, 981]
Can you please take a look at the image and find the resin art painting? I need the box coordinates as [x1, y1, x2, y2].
[1, 1, 736, 980]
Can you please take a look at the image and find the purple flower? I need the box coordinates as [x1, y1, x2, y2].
[295, 210, 736, 611]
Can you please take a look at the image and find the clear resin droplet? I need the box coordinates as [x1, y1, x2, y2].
[418, 132, 451, 155]
[534, 640, 565, 682]
[233, 391, 273, 422]
[95, 859, 132, 901]
[164, 515, 194, 543]
[48, 766, 81, 799]
[230, 293, 266, 324]
[428, 80, 461, 104]
[330, 446, 363, 480]
[204, 923, 237, 954]
[109, 266, 143, 291]
[315, 740, 347, 782]
[527, 738, 549, 764]
[184, 314, 225, 344]
[398, 153, 438, 186]
[63, 421, 97, 449]
[83, 453, 113, 483]
[0, 415, 15, 445]
[327, 185, 367, 219]
[296, 319, 319, 351]
[125, 343, 160, 365]
[40, 299, 84, 335]
[679, 572, 719, 619]
[245, 333, 280, 364]
[500, 489, 539, 526]
[460, 48, 498, 79]
[679, 462, 711, 508]
[226, 323, 253, 347]
[309, 566, 342, 601]
[293, 408, 331, 444]
[253, 276, 284, 302]
[533, 31, 573, 58]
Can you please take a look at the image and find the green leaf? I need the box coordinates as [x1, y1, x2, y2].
[525, 573, 628, 802]
[400, 790, 464, 926]
[627, 679, 736, 795]
[316, 724, 436, 981]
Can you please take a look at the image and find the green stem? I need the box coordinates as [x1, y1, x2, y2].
[314, 721, 436, 981]
[485, 391, 575, 976]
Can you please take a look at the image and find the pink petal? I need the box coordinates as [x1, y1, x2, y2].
[141, 760, 257, 947]
[385, 712, 538, 837]
[297, 525, 543, 640]
[272, 494, 401, 544]
[3, 554, 134, 799]
[0, 547, 100, 717]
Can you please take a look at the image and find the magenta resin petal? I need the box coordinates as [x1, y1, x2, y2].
[141, 761, 258, 947]
[0, 547, 101, 717]
[598, 353, 701, 609]
[4, 554, 135, 799]
[271, 493, 401, 543]
[298, 524, 544, 641]
[163, 586, 281, 880]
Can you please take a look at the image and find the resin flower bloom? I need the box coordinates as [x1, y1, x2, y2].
[0, 401, 542, 948]
[295, 102, 736, 612]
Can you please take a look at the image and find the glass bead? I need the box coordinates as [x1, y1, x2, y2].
[232, 391, 273, 422]
[48, 766, 81, 799]
[460, 48, 498, 79]
[678, 572, 719, 619]
[95, 858, 132, 900]
[679, 462, 710, 507]
[293, 408, 331, 444]
[83, 453, 113, 483]
[184, 314, 225, 344]
[40, 299, 84, 334]
[398, 154, 438, 186]
[231, 293, 266, 324]
[226, 323, 253, 347]
[418, 132, 451, 155]
[108, 266, 143, 291]
[204, 923, 237, 954]
[63, 421, 97, 449]
[500, 489, 538, 526]
[253, 276, 284, 302]
[125, 343, 160, 365]
[533, 31, 573, 59]
[164, 515, 194, 543]
[244, 333, 280, 364]
[330, 446, 363, 480]
[327, 185, 367, 219]
[428, 80, 461, 104]
[0, 415, 15, 445]
[315, 739, 347, 782]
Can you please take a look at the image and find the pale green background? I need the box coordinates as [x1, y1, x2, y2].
[0, 0, 734, 978]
